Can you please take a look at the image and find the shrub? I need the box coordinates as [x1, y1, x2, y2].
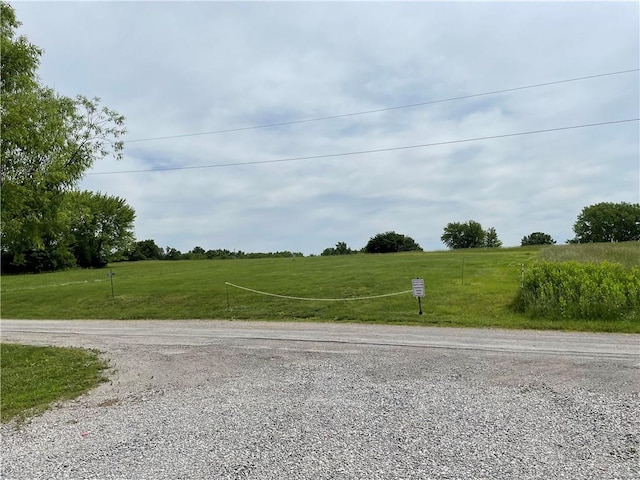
[513, 261, 640, 320]
[521, 232, 555, 246]
[364, 232, 422, 253]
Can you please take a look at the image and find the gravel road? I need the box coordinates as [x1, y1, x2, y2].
[1, 320, 639, 480]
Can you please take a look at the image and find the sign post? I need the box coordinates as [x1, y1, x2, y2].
[107, 270, 116, 299]
[412, 278, 425, 315]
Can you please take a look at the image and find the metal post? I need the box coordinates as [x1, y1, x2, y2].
[412, 278, 425, 316]
[108, 270, 115, 299]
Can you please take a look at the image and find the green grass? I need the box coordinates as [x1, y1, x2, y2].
[540, 242, 640, 268]
[1, 244, 638, 332]
[0, 343, 108, 423]
[1, 244, 637, 422]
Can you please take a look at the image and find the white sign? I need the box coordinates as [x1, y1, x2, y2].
[412, 278, 425, 298]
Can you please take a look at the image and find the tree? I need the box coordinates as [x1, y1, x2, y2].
[205, 248, 232, 259]
[483, 227, 502, 248]
[0, 3, 126, 272]
[521, 232, 556, 246]
[335, 241, 351, 255]
[321, 241, 354, 256]
[364, 231, 422, 253]
[1, 3, 40, 94]
[164, 247, 182, 260]
[441, 220, 485, 249]
[184, 246, 206, 260]
[572, 202, 640, 243]
[127, 239, 164, 261]
[65, 191, 135, 267]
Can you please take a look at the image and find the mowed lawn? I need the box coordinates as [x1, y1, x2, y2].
[0, 343, 108, 423]
[1, 245, 639, 332]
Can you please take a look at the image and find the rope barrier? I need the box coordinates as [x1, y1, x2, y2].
[224, 282, 412, 302]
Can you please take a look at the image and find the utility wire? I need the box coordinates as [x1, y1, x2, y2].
[123, 68, 639, 143]
[88, 118, 639, 175]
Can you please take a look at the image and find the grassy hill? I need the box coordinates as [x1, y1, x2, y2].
[1, 243, 638, 332]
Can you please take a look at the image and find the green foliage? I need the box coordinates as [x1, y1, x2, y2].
[1, 190, 136, 272]
[164, 246, 183, 260]
[364, 231, 422, 253]
[205, 248, 234, 259]
[522, 232, 556, 246]
[224, 250, 304, 259]
[441, 220, 485, 249]
[572, 202, 640, 243]
[484, 227, 502, 248]
[0, 4, 126, 273]
[0, 343, 108, 423]
[65, 191, 136, 267]
[183, 246, 206, 260]
[123, 244, 305, 261]
[126, 239, 164, 261]
[513, 261, 640, 321]
[0, 3, 41, 93]
[322, 241, 355, 256]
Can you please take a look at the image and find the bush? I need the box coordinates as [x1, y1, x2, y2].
[321, 242, 354, 256]
[521, 232, 555, 246]
[364, 232, 422, 253]
[513, 261, 640, 320]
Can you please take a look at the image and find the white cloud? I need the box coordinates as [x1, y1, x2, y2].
[12, 1, 640, 254]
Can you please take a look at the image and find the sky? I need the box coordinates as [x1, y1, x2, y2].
[12, 1, 640, 255]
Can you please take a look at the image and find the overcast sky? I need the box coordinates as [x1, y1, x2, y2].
[13, 1, 640, 255]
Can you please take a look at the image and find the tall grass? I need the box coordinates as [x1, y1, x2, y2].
[540, 242, 640, 268]
[513, 261, 640, 321]
[515, 242, 640, 322]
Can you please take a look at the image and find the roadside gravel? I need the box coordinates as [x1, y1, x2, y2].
[1, 324, 639, 480]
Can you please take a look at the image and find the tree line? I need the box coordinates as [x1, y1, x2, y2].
[96, 200, 640, 264]
[321, 202, 640, 256]
[124, 240, 303, 261]
[436, 202, 640, 250]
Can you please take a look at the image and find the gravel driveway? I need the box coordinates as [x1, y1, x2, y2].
[1, 320, 639, 480]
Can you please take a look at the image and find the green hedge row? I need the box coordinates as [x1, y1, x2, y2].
[513, 261, 640, 320]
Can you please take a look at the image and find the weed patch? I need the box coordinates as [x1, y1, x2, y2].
[513, 261, 640, 321]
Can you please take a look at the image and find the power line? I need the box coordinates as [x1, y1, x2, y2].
[88, 118, 639, 175]
[123, 68, 639, 143]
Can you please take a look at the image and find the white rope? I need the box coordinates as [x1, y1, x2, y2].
[225, 282, 412, 302]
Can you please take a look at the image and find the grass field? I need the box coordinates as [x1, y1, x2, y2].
[2, 243, 639, 332]
[540, 242, 640, 268]
[0, 343, 108, 423]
